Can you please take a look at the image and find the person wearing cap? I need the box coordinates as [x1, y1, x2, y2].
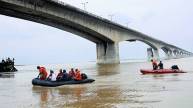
[37, 66, 48, 80]
[47, 70, 56, 81]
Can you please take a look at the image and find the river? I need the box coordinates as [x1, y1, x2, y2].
[0, 57, 193, 108]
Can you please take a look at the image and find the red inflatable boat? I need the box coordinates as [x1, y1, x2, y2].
[140, 69, 186, 74]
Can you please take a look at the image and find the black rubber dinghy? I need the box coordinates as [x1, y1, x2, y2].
[32, 78, 95, 87]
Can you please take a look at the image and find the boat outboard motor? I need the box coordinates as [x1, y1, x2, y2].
[171, 65, 179, 70]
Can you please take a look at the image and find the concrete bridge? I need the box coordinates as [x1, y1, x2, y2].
[0, 0, 192, 64]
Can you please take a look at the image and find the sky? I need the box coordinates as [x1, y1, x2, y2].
[0, 0, 193, 65]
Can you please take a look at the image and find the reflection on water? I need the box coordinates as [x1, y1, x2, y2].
[32, 85, 88, 108]
[0, 72, 15, 78]
[144, 73, 183, 82]
[0, 57, 193, 108]
[96, 64, 120, 76]
[32, 87, 49, 102]
[32, 85, 124, 108]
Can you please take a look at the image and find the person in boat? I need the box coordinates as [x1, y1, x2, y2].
[1, 59, 5, 63]
[37, 66, 48, 80]
[62, 69, 69, 81]
[171, 65, 179, 70]
[47, 70, 56, 81]
[158, 61, 164, 69]
[74, 69, 82, 81]
[56, 69, 64, 81]
[69, 68, 75, 79]
[81, 73, 88, 80]
[151, 59, 158, 70]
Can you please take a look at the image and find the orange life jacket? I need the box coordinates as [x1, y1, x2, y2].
[75, 71, 82, 81]
[152, 61, 158, 66]
[39, 67, 48, 80]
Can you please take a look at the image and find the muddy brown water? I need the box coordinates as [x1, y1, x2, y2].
[0, 57, 193, 108]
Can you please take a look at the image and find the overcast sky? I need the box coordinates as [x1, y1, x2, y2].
[0, 0, 193, 64]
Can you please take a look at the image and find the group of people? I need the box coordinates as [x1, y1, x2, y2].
[151, 59, 163, 70]
[1, 57, 15, 65]
[36, 66, 87, 81]
[151, 59, 180, 70]
[0, 57, 17, 72]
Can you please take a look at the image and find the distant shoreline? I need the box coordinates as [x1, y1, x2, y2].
[15, 65, 25, 66]
[13, 56, 193, 66]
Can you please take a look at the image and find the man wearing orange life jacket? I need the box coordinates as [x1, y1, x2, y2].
[37, 66, 48, 80]
[74, 69, 82, 81]
[151, 59, 158, 70]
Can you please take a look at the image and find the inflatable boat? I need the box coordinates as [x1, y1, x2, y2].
[140, 69, 186, 74]
[32, 78, 95, 87]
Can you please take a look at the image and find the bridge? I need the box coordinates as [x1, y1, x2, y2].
[0, 0, 192, 64]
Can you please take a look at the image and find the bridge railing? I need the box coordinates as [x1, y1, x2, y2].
[46, 0, 115, 24]
[45, 0, 131, 29]
[48, 0, 67, 5]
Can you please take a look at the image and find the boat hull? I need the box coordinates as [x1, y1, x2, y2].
[140, 69, 186, 74]
[32, 78, 95, 87]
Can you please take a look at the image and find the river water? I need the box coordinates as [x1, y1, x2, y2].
[0, 57, 193, 108]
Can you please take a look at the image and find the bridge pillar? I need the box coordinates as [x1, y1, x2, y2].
[165, 51, 173, 59]
[175, 50, 181, 58]
[96, 42, 120, 64]
[153, 49, 160, 60]
[147, 48, 160, 61]
[147, 48, 153, 61]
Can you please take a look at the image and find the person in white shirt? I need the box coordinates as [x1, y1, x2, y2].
[47, 70, 56, 81]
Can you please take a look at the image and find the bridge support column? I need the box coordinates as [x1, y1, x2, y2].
[147, 48, 153, 61]
[153, 49, 160, 60]
[96, 42, 120, 64]
[165, 51, 173, 59]
[147, 48, 160, 61]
